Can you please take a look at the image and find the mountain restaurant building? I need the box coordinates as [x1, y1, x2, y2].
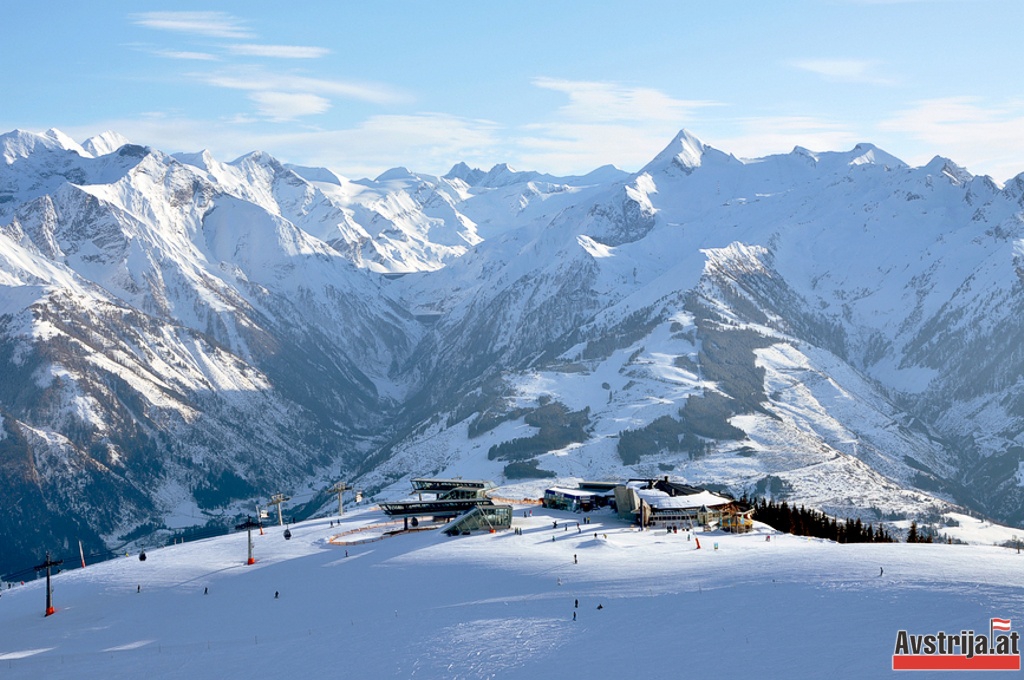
[614, 479, 739, 529]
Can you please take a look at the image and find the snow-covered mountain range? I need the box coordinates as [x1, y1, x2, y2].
[2, 126, 1023, 576]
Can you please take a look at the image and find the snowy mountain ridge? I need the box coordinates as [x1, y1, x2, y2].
[1, 126, 1024, 577]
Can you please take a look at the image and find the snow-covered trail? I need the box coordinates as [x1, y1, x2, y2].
[1, 505, 1021, 679]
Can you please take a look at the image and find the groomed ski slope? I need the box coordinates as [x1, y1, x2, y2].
[1, 500, 1021, 679]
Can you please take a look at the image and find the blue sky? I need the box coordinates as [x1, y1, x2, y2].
[4, 1, 1023, 181]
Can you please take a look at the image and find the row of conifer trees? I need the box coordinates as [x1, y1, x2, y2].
[746, 496, 897, 543]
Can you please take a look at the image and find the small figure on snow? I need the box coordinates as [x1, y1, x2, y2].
[597, 604, 604, 610]
[879, 567, 884, 577]
[204, 587, 208, 595]
[274, 591, 279, 599]
[573, 611, 576, 621]
[574, 554, 578, 565]
[574, 598, 578, 608]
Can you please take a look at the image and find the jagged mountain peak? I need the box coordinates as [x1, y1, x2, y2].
[230, 149, 287, 170]
[375, 166, 421, 182]
[43, 128, 87, 156]
[1004, 172, 1024, 202]
[172, 149, 218, 173]
[639, 128, 738, 177]
[844, 142, 906, 169]
[479, 162, 528, 186]
[922, 155, 974, 185]
[444, 161, 486, 185]
[577, 164, 630, 184]
[1, 128, 85, 163]
[82, 131, 132, 158]
[284, 163, 345, 186]
[778, 142, 906, 174]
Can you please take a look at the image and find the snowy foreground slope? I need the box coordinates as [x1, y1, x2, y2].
[1, 500, 1022, 680]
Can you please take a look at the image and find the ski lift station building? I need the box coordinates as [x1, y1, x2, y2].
[379, 478, 512, 534]
[543, 481, 617, 512]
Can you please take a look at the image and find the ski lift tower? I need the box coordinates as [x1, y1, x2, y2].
[34, 551, 63, 617]
[235, 517, 262, 565]
[267, 493, 290, 526]
[328, 482, 348, 516]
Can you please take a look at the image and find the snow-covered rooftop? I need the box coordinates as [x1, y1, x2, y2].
[635, 488, 733, 510]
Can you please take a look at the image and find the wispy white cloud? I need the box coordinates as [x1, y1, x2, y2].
[131, 11, 387, 123]
[249, 92, 331, 121]
[532, 77, 717, 123]
[132, 11, 254, 40]
[199, 68, 409, 105]
[156, 50, 219, 62]
[791, 59, 896, 86]
[879, 97, 1024, 181]
[226, 44, 331, 59]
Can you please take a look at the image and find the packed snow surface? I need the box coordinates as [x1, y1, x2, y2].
[1, 498, 1021, 679]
